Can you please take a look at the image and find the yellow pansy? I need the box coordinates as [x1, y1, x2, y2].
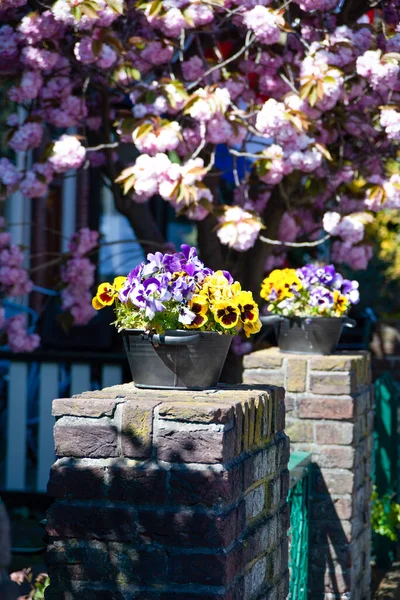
[212, 299, 240, 329]
[92, 276, 126, 310]
[333, 290, 349, 315]
[244, 318, 262, 338]
[236, 290, 259, 324]
[186, 295, 209, 328]
[261, 268, 301, 302]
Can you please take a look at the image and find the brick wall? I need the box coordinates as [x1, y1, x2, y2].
[45, 383, 290, 600]
[243, 348, 373, 600]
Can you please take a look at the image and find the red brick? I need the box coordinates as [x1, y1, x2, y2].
[108, 462, 167, 504]
[156, 425, 235, 464]
[54, 423, 118, 458]
[243, 369, 285, 387]
[315, 422, 354, 445]
[47, 459, 106, 499]
[52, 398, 120, 418]
[309, 373, 355, 395]
[315, 446, 355, 469]
[314, 468, 354, 495]
[121, 399, 158, 459]
[137, 503, 245, 548]
[168, 463, 242, 507]
[46, 502, 137, 541]
[299, 396, 354, 420]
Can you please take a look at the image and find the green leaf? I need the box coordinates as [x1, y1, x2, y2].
[107, 0, 124, 14]
[168, 150, 181, 164]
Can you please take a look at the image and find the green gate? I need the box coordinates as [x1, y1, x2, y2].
[288, 451, 312, 600]
[373, 372, 400, 566]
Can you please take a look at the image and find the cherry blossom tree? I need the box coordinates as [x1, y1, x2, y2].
[0, 0, 399, 350]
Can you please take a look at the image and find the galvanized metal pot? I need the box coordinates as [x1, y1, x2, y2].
[122, 329, 233, 389]
[260, 316, 356, 355]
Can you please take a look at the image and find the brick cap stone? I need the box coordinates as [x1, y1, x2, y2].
[245, 346, 369, 362]
[53, 384, 281, 422]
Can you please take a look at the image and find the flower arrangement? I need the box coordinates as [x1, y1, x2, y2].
[92, 245, 261, 337]
[260, 264, 359, 317]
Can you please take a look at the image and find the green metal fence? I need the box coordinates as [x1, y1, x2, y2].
[288, 451, 312, 600]
[373, 371, 400, 566]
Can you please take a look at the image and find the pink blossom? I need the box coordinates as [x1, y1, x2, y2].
[293, 0, 338, 10]
[134, 121, 181, 155]
[331, 241, 373, 270]
[185, 3, 214, 27]
[19, 171, 48, 198]
[380, 107, 400, 140]
[242, 7, 283, 45]
[0, 158, 22, 189]
[130, 153, 172, 202]
[186, 87, 231, 122]
[49, 135, 86, 173]
[21, 47, 59, 71]
[68, 227, 99, 256]
[323, 212, 365, 244]
[46, 96, 88, 128]
[300, 54, 344, 110]
[9, 122, 43, 152]
[141, 41, 174, 66]
[41, 77, 73, 101]
[9, 71, 43, 102]
[217, 205, 262, 252]
[5, 315, 40, 353]
[158, 157, 206, 200]
[0, 25, 19, 71]
[18, 10, 62, 44]
[356, 50, 400, 91]
[278, 212, 300, 243]
[182, 56, 205, 81]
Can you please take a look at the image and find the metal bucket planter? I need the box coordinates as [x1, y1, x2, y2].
[260, 316, 356, 355]
[122, 329, 233, 389]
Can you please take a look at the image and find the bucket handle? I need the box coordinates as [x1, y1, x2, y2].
[260, 315, 283, 325]
[141, 332, 202, 346]
[343, 317, 356, 328]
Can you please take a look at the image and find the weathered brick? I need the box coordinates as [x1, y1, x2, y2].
[168, 547, 241, 586]
[243, 350, 283, 370]
[245, 484, 265, 520]
[54, 423, 118, 458]
[46, 540, 167, 584]
[121, 400, 158, 459]
[137, 503, 245, 548]
[156, 423, 235, 464]
[286, 418, 314, 442]
[309, 373, 355, 395]
[48, 459, 106, 499]
[314, 468, 354, 495]
[266, 476, 281, 514]
[299, 396, 354, 420]
[243, 369, 285, 387]
[287, 358, 307, 393]
[53, 398, 121, 418]
[244, 556, 267, 598]
[310, 356, 356, 372]
[314, 446, 355, 469]
[46, 502, 137, 541]
[244, 445, 277, 489]
[315, 422, 354, 445]
[108, 462, 167, 504]
[158, 402, 234, 424]
[311, 496, 354, 521]
[168, 463, 242, 507]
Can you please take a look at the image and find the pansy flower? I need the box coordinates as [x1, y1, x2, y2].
[212, 300, 240, 328]
[244, 318, 262, 338]
[92, 276, 126, 310]
[186, 295, 209, 328]
[261, 269, 301, 302]
[236, 290, 259, 324]
[333, 290, 349, 314]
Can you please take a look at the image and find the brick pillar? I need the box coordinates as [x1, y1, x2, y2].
[243, 348, 373, 600]
[45, 383, 290, 600]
